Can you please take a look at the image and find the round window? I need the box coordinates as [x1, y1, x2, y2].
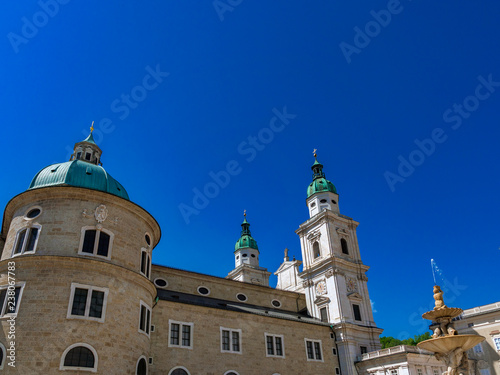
[272, 299, 282, 308]
[236, 293, 247, 302]
[26, 208, 41, 219]
[197, 286, 210, 295]
[154, 278, 168, 288]
[145, 233, 151, 246]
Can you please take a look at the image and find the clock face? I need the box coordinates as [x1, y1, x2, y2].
[346, 277, 357, 293]
[316, 281, 327, 295]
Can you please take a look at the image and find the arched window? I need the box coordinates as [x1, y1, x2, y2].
[60, 343, 97, 371]
[79, 227, 113, 259]
[341, 238, 349, 254]
[313, 241, 320, 258]
[168, 367, 190, 375]
[12, 225, 41, 256]
[136, 356, 147, 375]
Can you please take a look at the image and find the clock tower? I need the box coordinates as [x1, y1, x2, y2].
[277, 153, 383, 375]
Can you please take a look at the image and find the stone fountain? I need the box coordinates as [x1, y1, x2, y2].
[417, 285, 485, 375]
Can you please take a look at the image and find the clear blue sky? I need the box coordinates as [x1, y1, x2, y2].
[1, 1, 499, 338]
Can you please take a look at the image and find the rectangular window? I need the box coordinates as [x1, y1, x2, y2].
[67, 283, 108, 322]
[417, 368, 423, 375]
[265, 334, 285, 358]
[305, 339, 323, 361]
[390, 370, 398, 375]
[79, 228, 113, 259]
[140, 250, 151, 278]
[336, 368, 340, 375]
[353, 304, 362, 321]
[332, 348, 337, 356]
[360, 346, 367, 354]
[320, 307, 328, 322]
[221, 327, 242, 354]
[433, 369, 439, 375]
[12, 227, 40, 256]
[139, 301, 151, 336]
[473, 343, 483, 353]
[494, 337, 500, 351]
[0, 283, 25, 317]
[168, 320, 193, 349]
[479, 370, 490, 375]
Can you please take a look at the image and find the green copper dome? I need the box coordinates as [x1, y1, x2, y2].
[27, 131, 129, 200]
[306, 156, 337, 198]
[235, 217, 259, 251]
[28, 160, 130, 200]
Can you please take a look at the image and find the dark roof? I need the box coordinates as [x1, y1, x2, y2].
[156, 289, 331, 327]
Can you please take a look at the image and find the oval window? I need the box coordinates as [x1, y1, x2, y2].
[197, 286, 210, 295]
[154, 278, 168, 288]
[320, 199, 327, 203]
[242, 254, 248, 257]
[236, 293, 247, 302]
[145, 233, 151, 246]
[310, 202, 316, 208]
[272, 299, 282, 308]
[332, 200, 337, 204]
[26, 208, 41, 219]
[251, 254, 255, 258]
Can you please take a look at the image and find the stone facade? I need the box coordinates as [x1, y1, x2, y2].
[454, 302, 500, 375]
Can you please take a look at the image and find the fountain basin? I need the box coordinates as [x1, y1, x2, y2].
[422, 307, 463, 320]
[417, 335, 485, 354]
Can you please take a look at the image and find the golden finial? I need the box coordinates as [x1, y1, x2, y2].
[90, 121, 94, 133]
[313, 148, 317, 158]
[243, 209, 247, 217]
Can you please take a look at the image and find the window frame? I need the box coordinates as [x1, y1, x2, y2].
[78, 226, 114, 260]
[12, 225, 41, 257]
[473, 343, 483, 353]
[136, 355, 148, 375]
[304, 338, 324, 362]
[352, 303, 362, 321]
[59, 343, 98, 372]
[138, 300, 152, 338]
[168, 319, 194, 349]
[312, 241, 321, 259]
[494, 337, 500, 351]
[220, 327, 242, 354]
[341, 238, 349, 254]
[140, 248, 152, 279]
[0, 281, 26, 318]
[67, 283, 108, 323]
[265, 333, 285, 358]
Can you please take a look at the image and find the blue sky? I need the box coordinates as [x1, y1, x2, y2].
[1, 1, 499, 338]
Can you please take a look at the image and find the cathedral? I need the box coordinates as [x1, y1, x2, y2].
[0, 130, 384, 374]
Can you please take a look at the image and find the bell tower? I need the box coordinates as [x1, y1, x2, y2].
[296, 152, 383, 375]
[227, 213, 271, 286]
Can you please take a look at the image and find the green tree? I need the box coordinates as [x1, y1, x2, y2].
[380, 332, 431, 349]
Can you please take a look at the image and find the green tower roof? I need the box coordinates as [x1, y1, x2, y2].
[234, 216, 259, 251]
[306, 155, 337, 198]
